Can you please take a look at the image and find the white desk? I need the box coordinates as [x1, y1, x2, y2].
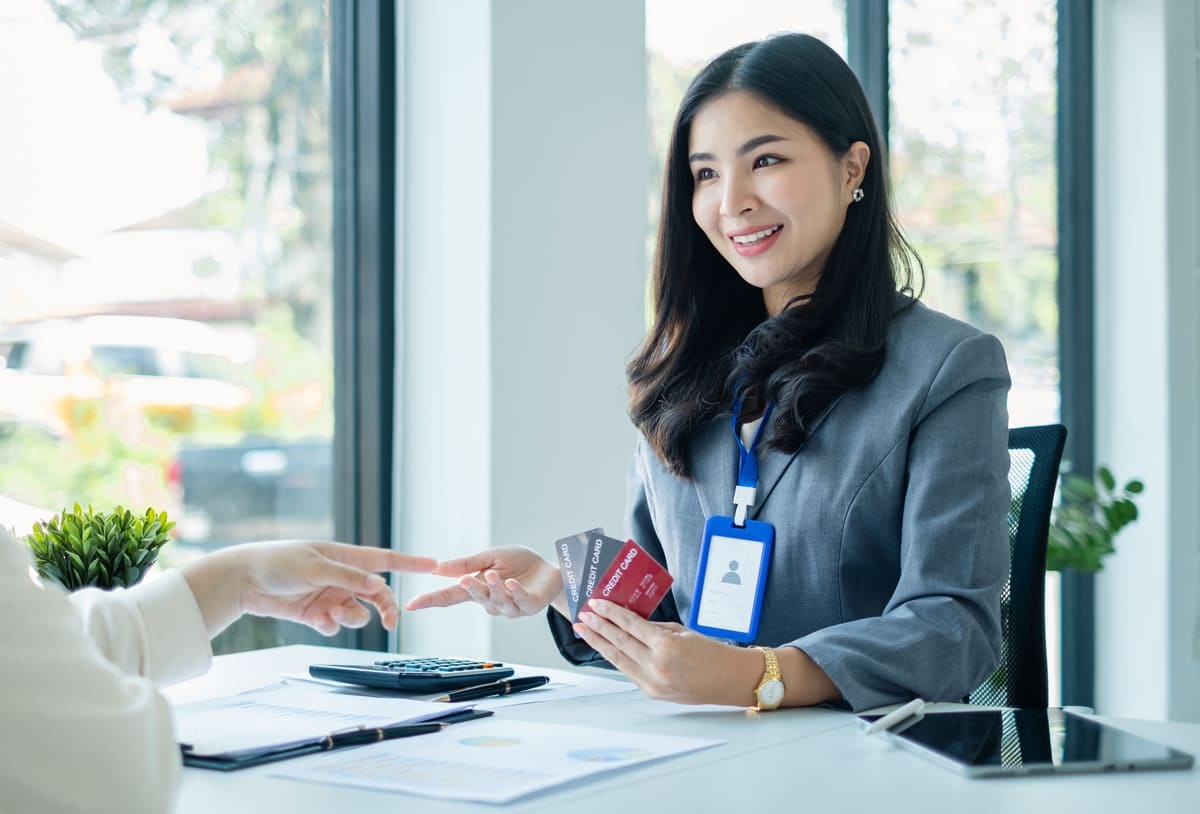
[168, 645, 1200, 813]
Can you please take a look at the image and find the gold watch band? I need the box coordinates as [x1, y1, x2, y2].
[758, 646, 781, 681]
[753, 646, 785, 710]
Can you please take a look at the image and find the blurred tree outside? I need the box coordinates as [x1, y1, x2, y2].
[890, 0, 1060, 424]
[46, 0, 333, 341]
[0, 0, 340, 652]
[10, 0, 338, 458]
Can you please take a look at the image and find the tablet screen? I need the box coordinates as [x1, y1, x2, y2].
[861, 709, 1194, 777]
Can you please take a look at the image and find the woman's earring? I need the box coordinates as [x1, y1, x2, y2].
[852, 187, 865, 203]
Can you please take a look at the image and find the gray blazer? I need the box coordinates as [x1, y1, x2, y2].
[550, 300, 1011, 712]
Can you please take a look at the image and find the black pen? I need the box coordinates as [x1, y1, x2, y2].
[323, 721, 444, 748]
[181, 721, 444, 768]
[319, 708, 494, 745]
[231, 720, 444, 759]
[433, 675, 551, 703]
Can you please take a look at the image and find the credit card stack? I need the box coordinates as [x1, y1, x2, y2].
[554, 528, 673, 622]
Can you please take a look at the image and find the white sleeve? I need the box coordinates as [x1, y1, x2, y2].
[0, 528, 213, 814]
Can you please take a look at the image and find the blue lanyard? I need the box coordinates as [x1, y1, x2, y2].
[730, 397, 774, 527]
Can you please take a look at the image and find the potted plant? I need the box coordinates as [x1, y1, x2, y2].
[25, 504, 173, 590]
[1046, 466, 1143, 573]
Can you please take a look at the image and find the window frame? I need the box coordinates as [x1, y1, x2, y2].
[1054, 0, 1096, 709]
[331, 0, 398, 653]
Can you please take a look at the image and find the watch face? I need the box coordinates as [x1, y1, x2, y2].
[756, 678, 785, 709]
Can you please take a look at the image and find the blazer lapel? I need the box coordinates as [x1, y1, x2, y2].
[689, 416, 739, 520]
[688, 392, 850, 522]
[752, 392, 849, 520]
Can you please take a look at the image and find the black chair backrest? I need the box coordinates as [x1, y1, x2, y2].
[968, 424, 1067, 709]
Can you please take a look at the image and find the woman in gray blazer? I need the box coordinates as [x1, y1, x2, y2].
[409, 33, 1010, 713]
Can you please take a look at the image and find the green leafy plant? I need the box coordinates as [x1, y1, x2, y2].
[1047, 467, 1143, 573]
[25, 504, 174, 590]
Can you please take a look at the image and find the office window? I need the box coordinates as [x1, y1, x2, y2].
[889, 0, 1062, 697]
[0, 0, 337, 653]
[890, 0, 1059, 427]
[645, 1, 847, 278]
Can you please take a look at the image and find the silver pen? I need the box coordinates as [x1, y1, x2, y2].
[863, 697, 927, 735]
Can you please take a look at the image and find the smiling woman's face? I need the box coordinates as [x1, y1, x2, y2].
[688, 91, 868, 316]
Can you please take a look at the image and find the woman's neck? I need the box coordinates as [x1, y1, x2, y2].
[763, 283, 816, 317]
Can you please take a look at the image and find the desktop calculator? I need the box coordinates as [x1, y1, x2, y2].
[309, 657, 515, 692]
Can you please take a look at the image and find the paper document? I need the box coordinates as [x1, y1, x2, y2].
[471, 666, 635, 709]
[173, 682, 472, 754]
[273, 718, 723, 803]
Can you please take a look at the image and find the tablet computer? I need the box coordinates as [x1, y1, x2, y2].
[859, 708, 1194, 778]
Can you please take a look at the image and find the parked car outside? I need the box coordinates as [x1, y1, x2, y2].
[168, 436, 333, 549]
[0, 315, 255, 439]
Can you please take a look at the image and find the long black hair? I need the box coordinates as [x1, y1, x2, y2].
[627, 33, 922, 477]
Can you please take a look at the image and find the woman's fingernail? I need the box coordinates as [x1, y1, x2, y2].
[364, 574, 386, 589]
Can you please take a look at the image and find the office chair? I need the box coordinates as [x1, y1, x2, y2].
[968, 424, 1067, 709]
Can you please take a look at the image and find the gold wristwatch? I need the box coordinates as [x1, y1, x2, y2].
[753, 646, 785, 710]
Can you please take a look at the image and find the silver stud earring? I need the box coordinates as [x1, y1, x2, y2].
[852, 187, 865, 203]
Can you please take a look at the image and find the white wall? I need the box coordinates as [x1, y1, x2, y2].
[393, 0, 647, 667]
[1094, 0, 1200, 721]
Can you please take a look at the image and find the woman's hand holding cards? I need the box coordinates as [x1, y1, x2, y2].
[575, 599, 763, 705]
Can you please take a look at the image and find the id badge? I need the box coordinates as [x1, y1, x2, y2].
[688, 515, 773, 643]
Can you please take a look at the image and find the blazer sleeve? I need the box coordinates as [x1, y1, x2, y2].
[0, 528, 211, 814]
[546, 443, 682, 666]
[792, 332, 1011, 711]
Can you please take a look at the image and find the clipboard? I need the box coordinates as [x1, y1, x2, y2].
[172, 681, 484, 772]
[181, 708, 492, 771]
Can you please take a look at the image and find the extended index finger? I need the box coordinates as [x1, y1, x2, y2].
[404, 584, 473, 611]
[431, 552, 502, 578]
[316, 543, 437, 574]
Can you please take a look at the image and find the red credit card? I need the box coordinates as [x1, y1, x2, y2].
[592, 539, 674, 619]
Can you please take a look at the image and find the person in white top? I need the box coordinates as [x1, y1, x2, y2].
[0, 525, 435, 814]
